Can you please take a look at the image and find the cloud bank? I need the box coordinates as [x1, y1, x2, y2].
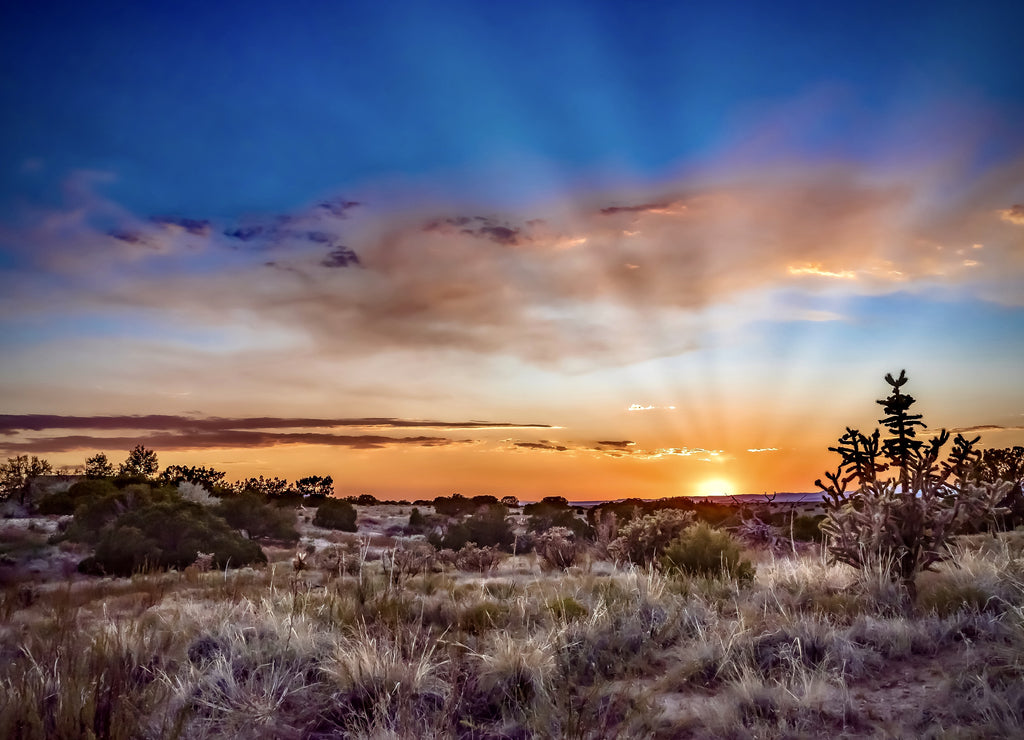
[2, 157, 1023, 373]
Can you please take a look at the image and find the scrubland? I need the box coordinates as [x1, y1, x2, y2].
[2, 503, 1023, 740]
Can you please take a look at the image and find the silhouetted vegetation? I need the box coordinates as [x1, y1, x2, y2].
[215, 493, 299, 542]
[78, 499, 266, 576]
[430, 504, 516, 551]
[312, 499, 358, 531]
[816, 370, 1011, 601]
[117, 444, 159, 480]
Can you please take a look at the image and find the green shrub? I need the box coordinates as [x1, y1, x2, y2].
[77, 499, 266, 576]
[609, 509, 694, 565]
[661, 523, 754, 581]
[313, 498, 358, 531]
[790, 514, 827, 542]
[37, 490, 76, 515]
[433, 505, 515, 551]
[217, 493, 300, 541]
[546, 596, 588, 622]
[39, 478, 118, 517]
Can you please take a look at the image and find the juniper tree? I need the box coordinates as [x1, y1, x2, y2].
[816, 370, 1010, 602]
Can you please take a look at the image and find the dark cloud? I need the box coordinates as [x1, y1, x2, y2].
[318, 199, 361, 218]
[0, 414, 551, 435]
[150, 216, 211, 235]
[424, 216, 523, 245]
[0, 431, 461, 454]
[321, 246, 361, 268]
[513, 441, 569, 452]
[224, 225, 267, 242]
[478, 225, 520, 245]
[108, 230, 147, 245]
[599, 202, 672, 215]
[595, 440, 635, 449]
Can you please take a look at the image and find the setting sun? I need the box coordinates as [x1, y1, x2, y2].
[697, 478, 735, 497]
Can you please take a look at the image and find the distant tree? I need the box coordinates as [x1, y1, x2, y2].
[296, 475, 334, 498]
[118, 445, 159, 479]
[0, 455, 53, 505]
[229, 475, 290, 497]
[160, 464, 227, 491]
[85, 452, 115, 478]
[500, 495, 519, 508]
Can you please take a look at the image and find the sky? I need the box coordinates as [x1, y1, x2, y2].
[1, 0, 1022, 500]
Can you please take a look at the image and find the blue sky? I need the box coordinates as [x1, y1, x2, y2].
[4, 1, 1022, 215]
[1, 1, 1022, 498]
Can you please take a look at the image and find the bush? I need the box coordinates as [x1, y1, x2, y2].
[790, 514, 827, 543]
[77, 499, 266, 576]
[216, 493, 300, 541]
[661, 522, 754, 581]
[609, 509, 694, 565]
[524, 496, 593, 538]
[313, 498, 358, 531]
[533, 527, 582, 570]
[432, 505, 515, 551]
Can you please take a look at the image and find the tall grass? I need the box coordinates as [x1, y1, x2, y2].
[3, 525, 1024, 738]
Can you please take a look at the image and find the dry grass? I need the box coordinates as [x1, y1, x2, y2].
[2, 509, 1024, 738]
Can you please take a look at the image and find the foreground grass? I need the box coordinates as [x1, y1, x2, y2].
[2, 531, 1024, 738]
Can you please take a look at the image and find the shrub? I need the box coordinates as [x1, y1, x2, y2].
[525, 496, 593, 538]
[816, 370, 1011, 600]
[313, 499, 358, 531]
[215, 493, 299, 541]
[609, 509, 694, 565]
[454, 543, 503, 572]
[790, 514, 827, 543]
[432, 505, 515, 551]
[661, 522, 754, 581]
[533, 526, 581, 570]
[77, 499, 266, 575]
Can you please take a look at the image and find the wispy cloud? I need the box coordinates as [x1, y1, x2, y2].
[0, 414, 553, 454]
[4, 157, 1023, 372]
[505, 438, 721, 461]
[949, 424, 1024, 434]
[0, 432, 465, 454]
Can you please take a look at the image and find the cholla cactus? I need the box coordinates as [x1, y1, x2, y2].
[817, 370, 1011, 601]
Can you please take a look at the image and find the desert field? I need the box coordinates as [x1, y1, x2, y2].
[3, 498, 1023, 739]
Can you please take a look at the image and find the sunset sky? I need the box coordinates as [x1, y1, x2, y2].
[1, 1, 1022, 501]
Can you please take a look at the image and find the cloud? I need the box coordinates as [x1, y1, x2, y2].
[949, 424, 1024, 434]
[747, 447, 779, 453]
[504, 438, 722, 461]
[599, 201, 686, 216]
[998, 205, 1024, 225]
[0, 414, 551, 435]
[513, 441, 569, 452]
[0, 431, 463, 454]
[321, 246, 361, 268]
[628, 404, 676, 411]
[4, 156, 1024, 370]
[0, 413, 559, 454]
